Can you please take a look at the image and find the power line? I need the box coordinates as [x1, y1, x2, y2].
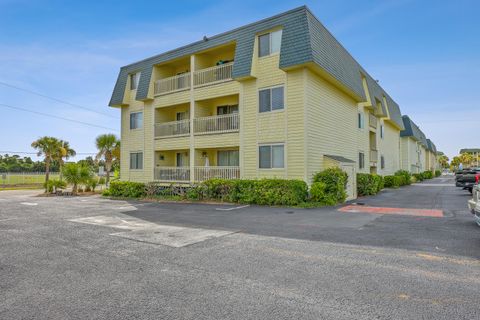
[0, 80, 119, 119]
[0, 103, 118, 131]
[0, 151, 97, 155]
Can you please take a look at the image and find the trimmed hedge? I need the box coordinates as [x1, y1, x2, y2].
[106, 181, 146, 198]
[394, 170, 412, 185]
[384, 175, 401, 188]
[357, 173, 384, 196]
[423, 171, 433, 179]
[435, 170, 441, 177]
[105, 179, 308, 206]
[312, 167, 348, 204]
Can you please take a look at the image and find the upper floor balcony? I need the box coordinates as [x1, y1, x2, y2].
[153, 42, 235, 96]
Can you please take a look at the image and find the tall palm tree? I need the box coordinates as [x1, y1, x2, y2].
[95, 134, 119, 185]
[56, 140, 76, 181]
[31, 136, 61, 190]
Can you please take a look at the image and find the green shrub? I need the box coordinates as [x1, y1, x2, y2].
[44, 179, 67, 193]
[86, 178, 98, 192]
[312, 168, 348, 203]
[395, 170, 412, 185]
[412, 173, 424, 182]
[107, 181, 146, 198]
[423, 171, 433, 179]
[310, 182, 337, 205]
[253, 179, 308, 206]
[357, 173, 384, 196]
[384, 175, 401, 188]
[435, 170, 441, 177]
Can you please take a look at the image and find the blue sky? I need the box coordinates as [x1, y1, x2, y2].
[0, 0, 478, 160]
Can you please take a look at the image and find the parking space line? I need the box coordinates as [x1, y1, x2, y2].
[216, 205, 250, 211]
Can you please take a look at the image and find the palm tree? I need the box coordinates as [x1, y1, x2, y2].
[438, 155, 449, 169]
[95, 134, 120, 185]
[56, 140, 76, 181]
[459, 153, 474, 168]
[62, 163, 92, 195]
[31, 136, 61, 190]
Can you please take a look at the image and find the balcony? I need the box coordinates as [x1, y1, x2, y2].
[154, 167, 190, 182]
[194, 113, 239, 135]
[155, 119, 190, 138]
[154, 72, 191, 96]
[194, 62, 233, 88]
[369, 113, 377, 129]
[194, 166, 240, 181]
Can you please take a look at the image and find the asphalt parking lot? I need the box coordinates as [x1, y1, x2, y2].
[1, 176, 479, 319]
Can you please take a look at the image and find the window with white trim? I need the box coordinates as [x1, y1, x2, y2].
[259, 86, 284, 113]
[359, 152, 365, 169]
[380, 124, 385, 139]
[258, 30, 282, 57]
[130, 112, 143, 129]
[130, 152, 143, 170]
[259, 144, 284, 169]
[130, 72, 140, 90]
[381, 155, 385, 169]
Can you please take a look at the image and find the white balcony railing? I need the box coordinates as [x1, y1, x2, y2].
[194, 62, 233, 87]
[154, 72, 191, 95]
[194, 113, 239, 135]
[154, 167, 190, 182]
[369, 113, 377, 129]
[370, 149, 378, 163]
[194, 166, 240, 181]
[155, 119, 190, 138]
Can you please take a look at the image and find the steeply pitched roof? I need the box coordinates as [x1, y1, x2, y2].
[401, 115, 429, 148]
[108, 6, 404, 130]
[427, 139, 437, 153]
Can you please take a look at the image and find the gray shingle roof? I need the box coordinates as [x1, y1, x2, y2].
[459, 148, 480, 154]
[426, 139, 437, 153]
[401, 115, 430, 148]
[108, 6, 404, 130]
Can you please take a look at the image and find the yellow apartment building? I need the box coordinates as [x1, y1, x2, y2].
[109, 6, 436, 199]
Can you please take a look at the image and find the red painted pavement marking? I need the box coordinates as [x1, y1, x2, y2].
[339, 205, 443, 217]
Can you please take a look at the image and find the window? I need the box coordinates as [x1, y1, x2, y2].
[259, 144, 284, 169]
[130, 112, 143, 129]
[359, 152, 365, 169]
[358, 112, 365, 129]
[380, 125, 385, 139]
[130, 152, 143, 170]
[130, 72, 140, 90]
[259, 86, 284, 112]
[258, 30, 282, 57]
[381, 155, 385, 169]
[218, 150, 239, 166]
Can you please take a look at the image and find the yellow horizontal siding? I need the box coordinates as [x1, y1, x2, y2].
[194, 132, 239, 149]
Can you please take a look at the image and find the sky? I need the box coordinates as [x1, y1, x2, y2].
[0, 0, 479, 161]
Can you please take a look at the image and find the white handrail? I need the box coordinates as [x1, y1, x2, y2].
[194, 113, 239, 134]
[154, 72, 191, 95]
[154, 167, 190, 181]
[155, 119, 190, 137]
[194, 62, 233, 87]
[194, 166, 240, 181]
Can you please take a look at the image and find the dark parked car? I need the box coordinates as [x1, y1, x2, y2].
[455, 168, 480, 193]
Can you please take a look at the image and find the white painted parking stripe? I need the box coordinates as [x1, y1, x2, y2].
[216, 205, 250, 211]
[20, 202, 37, 206]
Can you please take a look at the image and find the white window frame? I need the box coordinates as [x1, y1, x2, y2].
[129, 111, 143, 130]
[258, 143, 285, 169]
[258, 85, 285, 113]
[380, 124, 385, 139]
[129, 152, 143, 170]
[258, 29, 282, 58]
[359, 152, 365, 169]
[130, 72, 141, 90]
[381, 155, 385, 169]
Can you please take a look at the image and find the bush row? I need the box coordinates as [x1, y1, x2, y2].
[104, 168, 349, 207]
[358, 169, 436, 196]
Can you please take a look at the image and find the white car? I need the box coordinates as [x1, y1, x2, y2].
[468, 184, 480, 226]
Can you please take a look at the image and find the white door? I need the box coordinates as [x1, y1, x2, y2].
[340, 164, 356, 200]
